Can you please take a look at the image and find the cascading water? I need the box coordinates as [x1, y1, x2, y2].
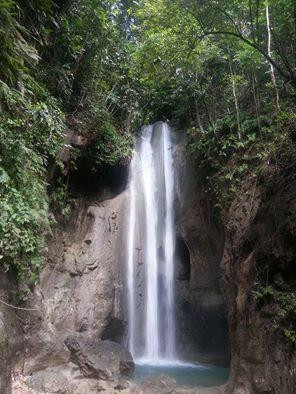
[127, 122, 176, 364]
[127, 122, 230, 387]
[163, 123, 176, 359]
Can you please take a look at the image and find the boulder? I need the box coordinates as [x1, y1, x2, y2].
[27, 368, 71, 393]
[23, 332, 70, 374]
[65, 334, 134, 381]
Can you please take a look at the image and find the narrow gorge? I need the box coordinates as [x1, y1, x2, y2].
[1, 123, 231, 393]
[1, 1, 296, 393]
[1, 119, 296, 393]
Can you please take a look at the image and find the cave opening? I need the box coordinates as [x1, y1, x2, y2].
[67, 159, 129, 198]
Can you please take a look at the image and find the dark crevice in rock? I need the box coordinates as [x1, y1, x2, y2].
[175, 237, 191, 281]
[68, 160, 129, 198]
[101, 318, 125, 343]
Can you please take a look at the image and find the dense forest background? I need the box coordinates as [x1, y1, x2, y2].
[0, 0, 296, 341]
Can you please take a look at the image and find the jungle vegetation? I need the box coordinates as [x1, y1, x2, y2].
[0, 0, 296, 340]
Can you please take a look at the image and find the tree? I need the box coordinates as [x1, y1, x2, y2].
[174, 0, 296, 88]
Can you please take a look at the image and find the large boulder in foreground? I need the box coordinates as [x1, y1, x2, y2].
[65, 334, 134, 381]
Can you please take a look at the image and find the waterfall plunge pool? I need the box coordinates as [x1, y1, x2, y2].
[132, 360, 229, 388]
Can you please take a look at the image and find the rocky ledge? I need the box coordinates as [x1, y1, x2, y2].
[13, 371, 226, 394]
[12, 335, 135, 393]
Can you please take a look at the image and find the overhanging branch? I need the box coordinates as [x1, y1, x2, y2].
[200, 30, 291, 82]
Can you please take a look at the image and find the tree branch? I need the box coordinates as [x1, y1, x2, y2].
[199, 30, 291, 82]
[0, 298, 39, 311]
[211, 5, 242, 36]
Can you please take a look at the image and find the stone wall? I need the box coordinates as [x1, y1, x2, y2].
[21, 191, 129, 375]
[173, 131, 229, 363]
[221, 163, 296, 393]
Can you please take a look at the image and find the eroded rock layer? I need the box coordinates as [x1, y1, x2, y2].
[222, 163, 296, 393]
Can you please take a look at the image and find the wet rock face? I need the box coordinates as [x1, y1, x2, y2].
[65, 334, 134, 380]
[173, 132, 229, 362]
[9, 188, 135, 392]
[21, 191, 129, 376]
[221, 166, 296, 393]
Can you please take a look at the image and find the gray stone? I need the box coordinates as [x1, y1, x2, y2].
[173, 131, 228, 362]
[22, 192, 128, 377]
[0, 269, 24, 393]
[65, 334, 134, 381]
[140, 374, 178, 393]
[23, 334, 70, 375]
[0, 314, 11, 394]
[27, 368, 71, 393]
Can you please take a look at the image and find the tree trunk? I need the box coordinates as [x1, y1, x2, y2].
[195, 72, 204, 132]
[195, 102, 204, 132]
[228, 56, 242, 140]
[266, 2, 280, 110]
[251, 68, 261, 136]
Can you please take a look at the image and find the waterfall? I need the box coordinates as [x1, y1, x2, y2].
[140, 125, 160, 359]
[163, 123, 176, 358]
[127, 122, 176, 364]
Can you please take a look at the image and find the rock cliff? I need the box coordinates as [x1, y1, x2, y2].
[222, 162, 296, 393]
[3, 128, 296, 394]
[173, 131, 229, 363]
[23, 192, 128, 371]
[4, 189, 135, 392]
[1, 129, 231, 392]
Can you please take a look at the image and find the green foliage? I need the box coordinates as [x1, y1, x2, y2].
[0, 0, 138, 283]
[0, 0, 39, 84]
[253, 283, 296, 344]
[91, 120, 133, 166]
[0, 116, 48, 282]
[0, 76, 65, 282]
[50, 180, 74, 219]
[283, 329, 296, 343]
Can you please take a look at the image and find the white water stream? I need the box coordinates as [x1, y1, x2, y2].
[127, 122, 176, 364]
